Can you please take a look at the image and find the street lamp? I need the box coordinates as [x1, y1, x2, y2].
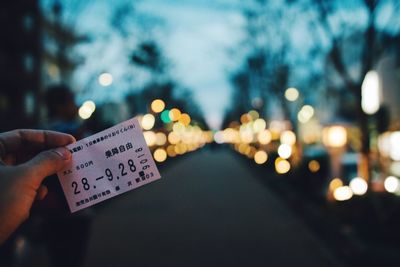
[361, 70, 380, 115]
[359, 70, 381, 182]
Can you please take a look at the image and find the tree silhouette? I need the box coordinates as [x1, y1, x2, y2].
[225, 0, 294, 126]
[305, 0, 400, 178]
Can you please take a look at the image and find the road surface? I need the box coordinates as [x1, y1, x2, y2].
[83, 148, 341, 267]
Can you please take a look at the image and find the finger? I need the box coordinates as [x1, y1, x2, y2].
[21, 147, 72, 186]
[36, 185, 48, 201]
[0, 130, 76, 158]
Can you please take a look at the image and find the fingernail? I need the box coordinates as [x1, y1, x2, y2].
[52, 147, 72, 160]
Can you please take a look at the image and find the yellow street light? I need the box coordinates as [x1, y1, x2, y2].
[329, 178, 343, 192]
[257, 129, 272, 145]
[322, 125, 347, 148]
[254, 150, 268, 164]
[308, 160, 320, 173]
[154, 148, 167, 163]
[151, 99, 165, 113]
[280, 130, 296, 145]
[169, 108, 181, 121]
[141, 114, 155, 130]
[179, 113, 191, 126]
[143, 131, 156, 146]
[275, 157, 291, 174]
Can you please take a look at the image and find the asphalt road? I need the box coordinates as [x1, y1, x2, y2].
[83, 148, 341, 267]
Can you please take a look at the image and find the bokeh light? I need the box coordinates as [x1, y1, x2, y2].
[161, 110, 172, 123]
[277, 144, 292, 159]
[248, 110, 259, 120]
[361, 70, 380, 115]
[175, 143, 188, 155]
[83, 100, 96, 113]
[78, 101, 95, 120]
[275, 158, 291, 174]
[151, 99, 165, 113]
[169, 108, 181, 121]
[153, 148, 167, 163]
[167, 145, 177, 157]
[155, 132, 167, 146]
[78, 106, 92, 120]
[98, 72, 113, 86]
[308, 160, 320, 173]
[141, 114, 155, 130]
[389, 132, 400, 161]
[390, 162, 400, 177]
[240, 129, 253, 144]
[254, 150, 268, 164]
[297, 105, 314, 123]
[179, 113, 191, 126]
[258, 129, 272, 145]
[378, 132, 391, 157]
[173, 122, 185, 133]
[349, 177, 368, 196]
[384, 176, 400, 193]
[143, 131, 156, 146]
[285, 87, 299, 101]
[322, 126, 347, 148]
[253, 118, 266, 133]
[214, 131, 224, 144]
[329, 178, 343, 192]
[168, 132, 180, 144]
[280, 130, 296, 145]
[240, 113, 252, 124]
[333, 186, 353, 201]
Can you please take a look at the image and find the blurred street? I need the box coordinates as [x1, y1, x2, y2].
[2, 1, 400, 266]
[84, 148, 340, 267]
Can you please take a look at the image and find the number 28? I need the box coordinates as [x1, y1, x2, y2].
[72, 178, 90, 195]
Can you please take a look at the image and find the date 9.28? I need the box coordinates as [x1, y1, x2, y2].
[71, 158, 150, 195]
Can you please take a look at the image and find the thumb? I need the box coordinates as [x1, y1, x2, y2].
[22, 147, 72, 185]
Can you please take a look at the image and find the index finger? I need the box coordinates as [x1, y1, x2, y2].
[0, 129, 76, 158]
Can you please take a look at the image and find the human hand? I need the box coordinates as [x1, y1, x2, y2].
[0, 130, 75, 244]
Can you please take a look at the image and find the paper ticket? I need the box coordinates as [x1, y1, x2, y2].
[57, 118, 161, 213]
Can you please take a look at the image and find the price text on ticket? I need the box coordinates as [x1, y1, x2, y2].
[57, 118, 161, 213]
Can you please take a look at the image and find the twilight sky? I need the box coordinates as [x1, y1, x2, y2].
[42, 0, 397, 129]
[47, 0, 245, 129]
[137, 0, 245, 129]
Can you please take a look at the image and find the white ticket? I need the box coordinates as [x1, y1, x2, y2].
[57, 118, 161, 213]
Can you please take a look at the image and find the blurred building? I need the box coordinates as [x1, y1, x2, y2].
[0, 0, 41, 131]
[378, 56, 400, 129]
[0, 0, 85, 131]
[41, 2, 86, 88]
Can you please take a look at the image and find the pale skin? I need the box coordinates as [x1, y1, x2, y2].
[0, 130, 75, 245]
